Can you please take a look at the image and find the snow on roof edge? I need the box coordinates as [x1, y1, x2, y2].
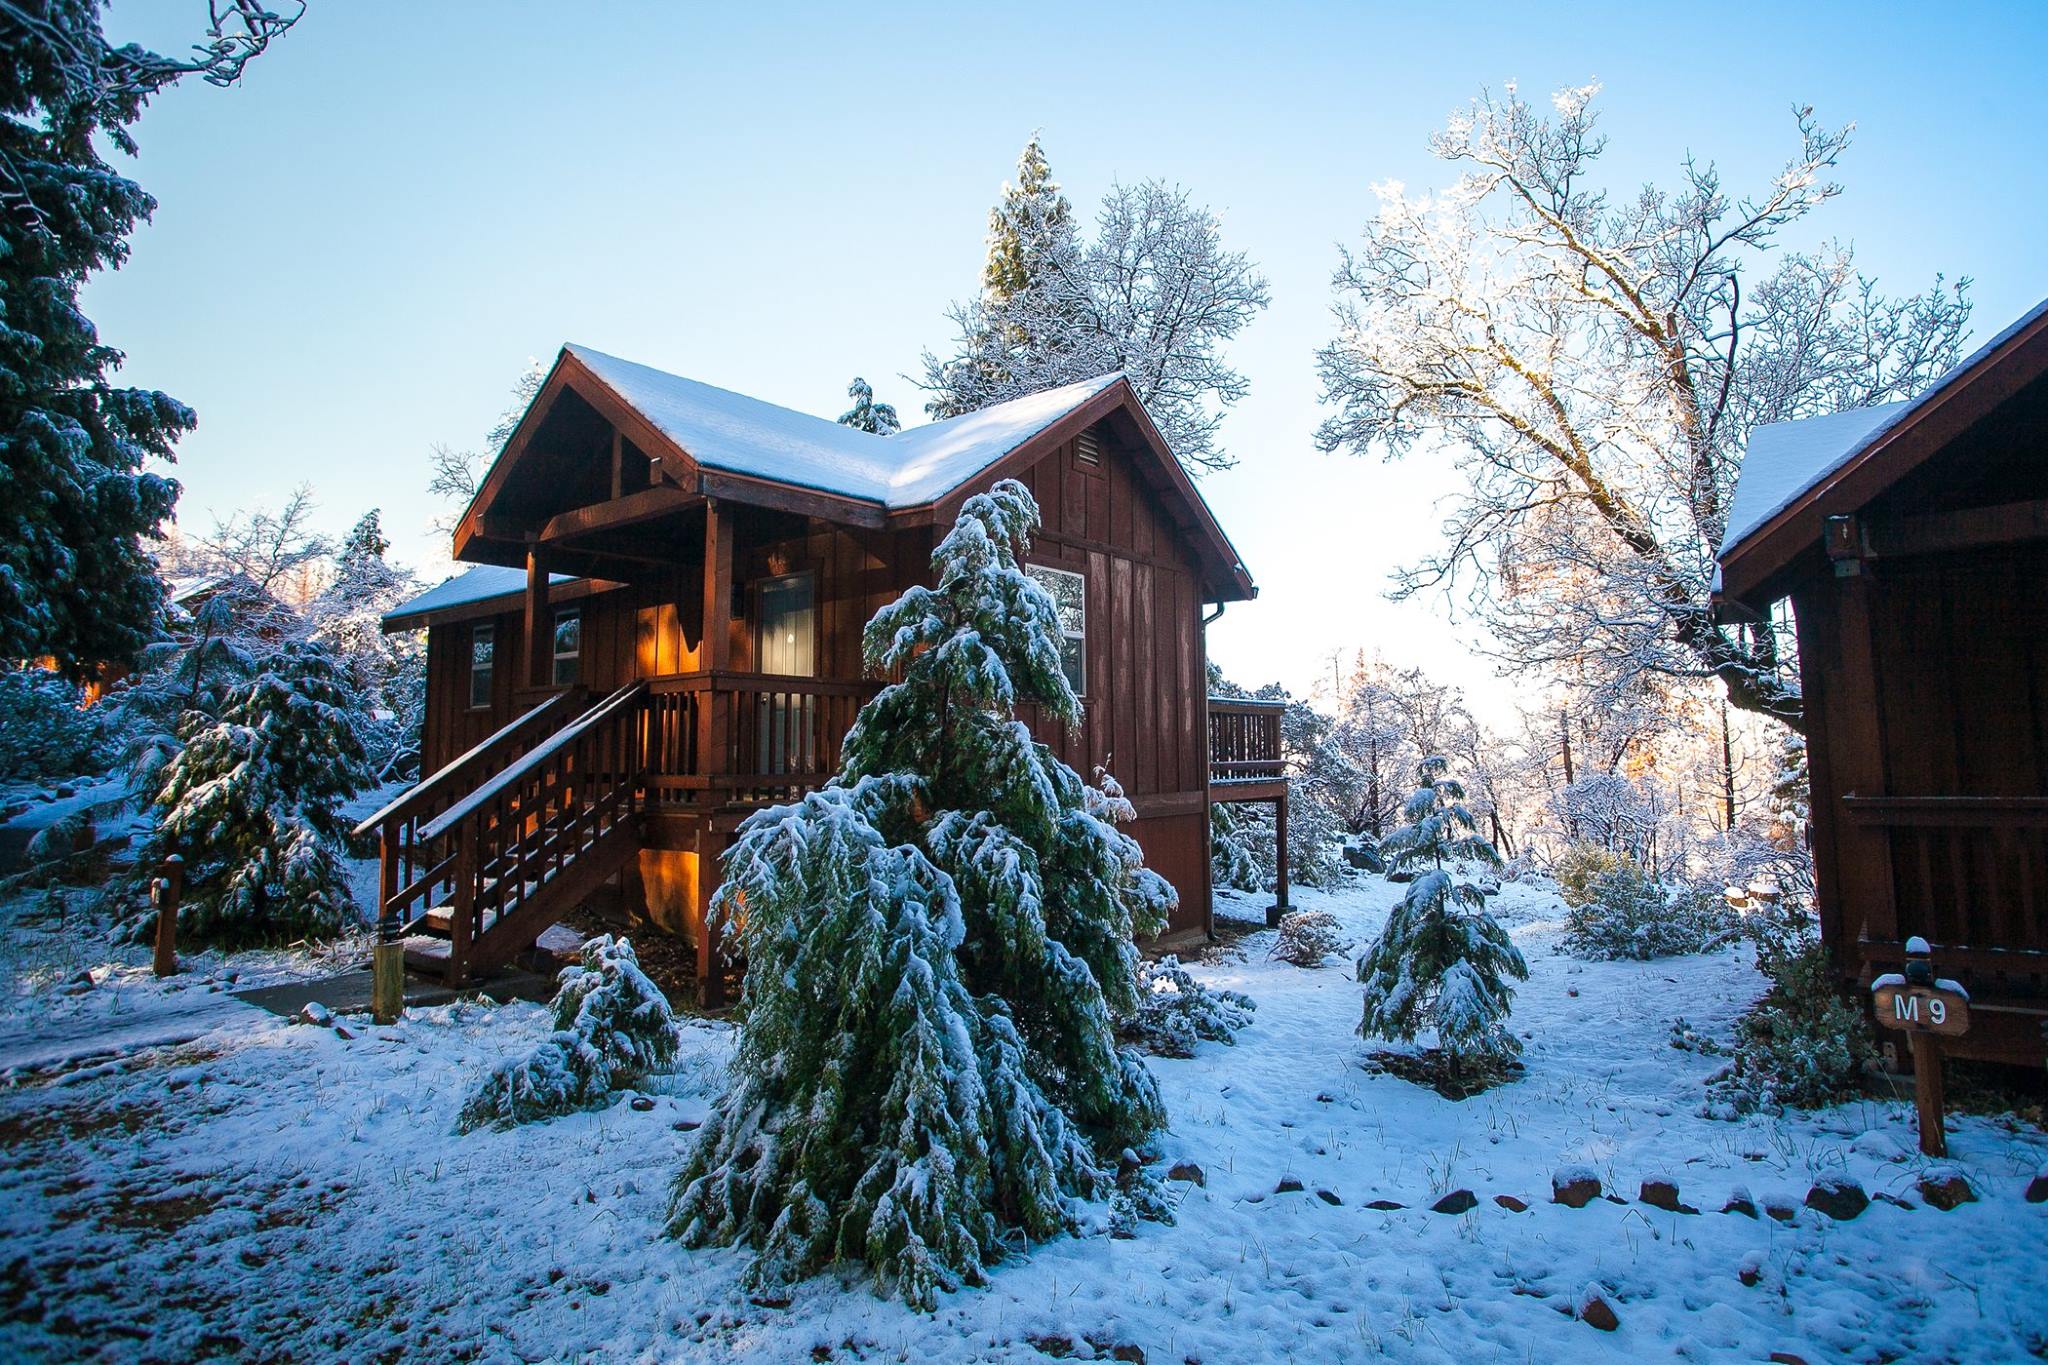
[1720, 294, 2048, 559]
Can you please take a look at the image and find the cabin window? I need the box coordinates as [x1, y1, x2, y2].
[552, 608, 582, 686]
[756, 572, 815, 678]
[468, 623, 495, 709]
[1026, 564, 1086, 696]
[1074, 429, 1103, 471]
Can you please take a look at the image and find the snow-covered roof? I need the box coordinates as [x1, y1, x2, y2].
[1720, 295, 2048, 558]
[1719, 403, 1908, 556]
[568, 344, 1123, 508]
[382, 565, 573, 628]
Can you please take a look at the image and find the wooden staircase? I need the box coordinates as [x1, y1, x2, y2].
[355, 681, 649, 983]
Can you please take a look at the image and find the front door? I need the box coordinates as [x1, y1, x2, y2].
[754, 572, 816, 773]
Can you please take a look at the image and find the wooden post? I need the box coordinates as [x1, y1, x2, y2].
[695, 824, 726, 1008]
[697, 500, 734, 779]
[1910, 1032, 1947, 1157]
[1268, 789, 1291, 928]
[151, 854, 183, 978]
[1873, 938, 1968, 1157]
[524, 544, 551, 690]
[372, 822, 405, 1023]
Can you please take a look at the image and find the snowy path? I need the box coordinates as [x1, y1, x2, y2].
[0, 876, 2044, 1362]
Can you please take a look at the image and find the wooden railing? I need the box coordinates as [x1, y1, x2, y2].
[1208, 695, 1285, 786]
[644, 671, 876, 809]
[416, 680, 649, 970]
[354, 687, 586, 936]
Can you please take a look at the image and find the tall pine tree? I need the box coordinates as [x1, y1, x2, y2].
[0, 2, 297, 674]
[1356, 756, 1528, 1081]
[670, 480, 1172, 1309]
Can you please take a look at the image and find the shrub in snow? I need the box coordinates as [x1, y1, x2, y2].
[1357, 757, 1528, 1079]
[135, 641, 370, 947]
[0, 668, 107, 784]
[1561, 862, 1738, 961]
[1270, 909, 1346, 968]
[1122, 955, 1255, 1057]
[1707, 901, 1873, 1115]
[458, 936, 680, 1132]
[670, 482, 1175, 1311]
[1551, 841, 1631, 909]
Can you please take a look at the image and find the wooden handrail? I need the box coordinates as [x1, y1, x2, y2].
[646, 669, 876, 698]
[352, 687, 583, 838]
[421, 680, 647, 841]
[1208, 695, 1286, 712]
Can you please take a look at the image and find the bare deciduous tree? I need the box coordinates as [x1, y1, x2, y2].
[1314, 83, 1972, 729]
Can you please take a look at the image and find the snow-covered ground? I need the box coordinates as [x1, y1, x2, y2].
[1, 873, 2044, 1362]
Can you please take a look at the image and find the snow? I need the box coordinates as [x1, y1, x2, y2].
[2, 873, 2046, 1361]
[1721, 294, 2048, 558]
[569, 344, 1122, 508]
[1719, 402, 1907, 555]
[381, 563, 574, 628]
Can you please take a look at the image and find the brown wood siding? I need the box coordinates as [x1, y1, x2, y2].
[995, 423, 1213, 934]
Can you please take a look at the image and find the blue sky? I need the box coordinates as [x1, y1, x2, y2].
[93, 1, 2048, 722]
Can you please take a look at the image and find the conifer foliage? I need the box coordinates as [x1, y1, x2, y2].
[670, 480, 1175, 1309]
[0, 1, 296, 674]
[459, 936, 683, 1132]
[140, 641, 371, 947]
[836, 377, 901, 435]
[1357, 757, 1528, 1077]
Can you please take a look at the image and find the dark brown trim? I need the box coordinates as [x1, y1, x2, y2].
[540, 484, 700, 544]
[1721, 306, 2048, 605]
[381, 577, 626, 634]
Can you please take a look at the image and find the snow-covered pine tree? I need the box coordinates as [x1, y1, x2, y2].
[921, 140, 1268, 473]
[836, 378, 902, 435]
[670, 479, 1174, 1309]
[0, 4, 295, 675]
[1357, 756, 1528, 1079]
[140, 641, 372, 947]
[979, 133, 1075, 313]
[459, 935, 682, 1131]
[309, 510, 424, 779]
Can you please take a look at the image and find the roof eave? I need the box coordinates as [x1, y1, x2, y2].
[1719, 302, 2048, 606]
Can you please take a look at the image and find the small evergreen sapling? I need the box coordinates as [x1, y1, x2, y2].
[139, 641, 370, 947]
[459, 936, 682, 1132]
[671, 480, 1174, 1309]
[1357, 757, 1528, 1078]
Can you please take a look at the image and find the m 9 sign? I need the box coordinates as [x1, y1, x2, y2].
[1874, 981, 1971, 1036]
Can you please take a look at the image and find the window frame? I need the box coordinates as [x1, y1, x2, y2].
[551, 606, 582, 687]
[468, 622, 496, 710]
[1026, 562, 1087, 699]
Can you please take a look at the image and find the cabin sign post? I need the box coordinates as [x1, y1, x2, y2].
[1871, 936, 1971, 1157]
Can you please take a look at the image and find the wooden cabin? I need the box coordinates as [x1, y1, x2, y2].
[362, 345, 1286, 1000]
[1717, 296, 2048, 1066]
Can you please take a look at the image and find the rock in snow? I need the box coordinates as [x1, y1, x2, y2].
[1916, 1168, 1976, 1211]
[1575, 1283, 1620, 1331]
[1431, 1189, 1478, 1215]
[1552, 1167, 1601, 1208]
[297, 1001, 333, 1027]
[1166, 1161, 1205, 1187]
[1805, 1177, 1870, 1221]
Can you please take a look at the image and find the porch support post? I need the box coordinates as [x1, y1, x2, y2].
[524, 543, 551, 690]
[695, 823, 726, 1008]
[1267, 789, 1291, 928]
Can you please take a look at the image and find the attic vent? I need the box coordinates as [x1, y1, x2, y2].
[1075, 431, 1102, 468]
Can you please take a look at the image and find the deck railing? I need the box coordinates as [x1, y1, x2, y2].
[1208, 695, 1286, 786]
[643, 671, 877, 809]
